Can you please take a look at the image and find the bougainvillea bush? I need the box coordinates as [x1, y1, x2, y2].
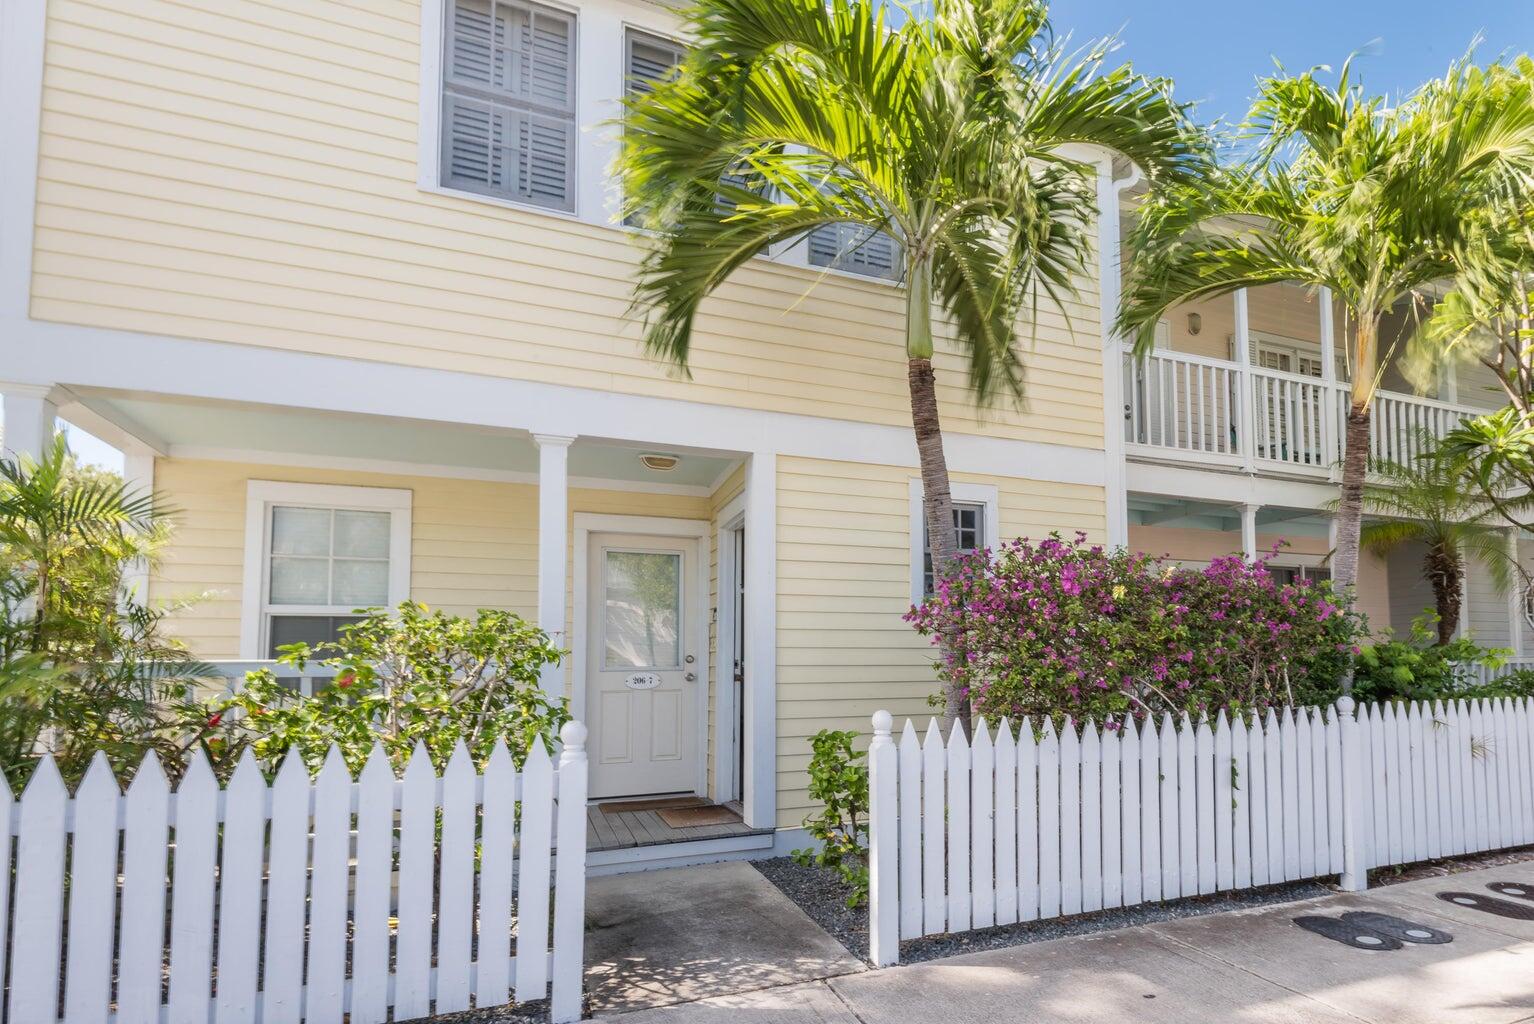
[905, 533, 1361, 724]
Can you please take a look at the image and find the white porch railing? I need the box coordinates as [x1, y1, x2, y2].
[196, 659, 339, 696]
[1123, 349, 1487, 474]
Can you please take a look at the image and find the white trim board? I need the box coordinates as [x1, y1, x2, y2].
[712, 490, 747, 804]
[570, 513, 712, 799]
[1, 324, 1108, 489]
[239, 480, 413, 659]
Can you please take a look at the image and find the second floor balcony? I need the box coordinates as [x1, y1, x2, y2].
[1121, 345, 1493, 479]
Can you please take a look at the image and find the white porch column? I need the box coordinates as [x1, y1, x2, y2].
[1233, 290, 1255, 472]
[1, 382, 57, 463]
[1509, 530, 1526, 658]
[1318, 287, 1339, 471]
[1442, 360, 1459, 405]
[534, 433, 575, 697]
[121, 446, 155, 606]
[1240, 503, 1259, 562]
[742, 450, 778, 831]
[1094, 160, 1137, 550]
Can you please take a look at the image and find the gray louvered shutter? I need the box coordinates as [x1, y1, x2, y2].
[808, 223, 902, 280]
[626, 30, 685, 95]
[442, 0, 576, 212]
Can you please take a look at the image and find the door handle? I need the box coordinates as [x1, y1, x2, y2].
[684, 672, 697, 682]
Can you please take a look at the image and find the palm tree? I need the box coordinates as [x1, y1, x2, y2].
[1118, 54, 1534, 689]
[615, 0, 1205, 728]
[1342, 435, 1522, 645]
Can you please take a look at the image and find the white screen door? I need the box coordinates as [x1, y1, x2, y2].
[586, 532, 701, 798]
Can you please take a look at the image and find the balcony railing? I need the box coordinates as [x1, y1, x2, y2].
[1123, 349, 1488, 475]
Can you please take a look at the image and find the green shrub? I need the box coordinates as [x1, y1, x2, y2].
[792, 728, 870, 907]
[198, 602, 568, 775]
[1345, 612, 1511, 705]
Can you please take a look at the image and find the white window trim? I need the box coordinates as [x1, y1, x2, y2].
[908, 478, 1000, 607]
[239, 481, 413, 659]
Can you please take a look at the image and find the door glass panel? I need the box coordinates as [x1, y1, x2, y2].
[604, 550, 681, 669]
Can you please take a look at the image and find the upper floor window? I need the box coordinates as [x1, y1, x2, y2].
[808, 222, 903, 281]
[440, 0, 577, 212]
[625, 28, 685, 95]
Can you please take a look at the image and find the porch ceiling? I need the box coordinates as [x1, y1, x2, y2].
[1127, 495, 1333, 537]
[61, 387, 741, 490]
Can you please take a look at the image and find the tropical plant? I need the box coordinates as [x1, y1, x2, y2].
[615, 0, 1205, 728]
[906, 533, 1361, 724]
[1119, 54, 1534, 693]
[791, 728, 870, 907]
[0, 436, 209, 785]
[1347, 612, 1509, 705]
[197, 602, 569, 775]
[1341, 434, 1522, 645]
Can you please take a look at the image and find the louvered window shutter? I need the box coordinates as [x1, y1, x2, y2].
[442, 0, 576, 212]
[626, 30, 685, 95]
[808, 222, 902, 280]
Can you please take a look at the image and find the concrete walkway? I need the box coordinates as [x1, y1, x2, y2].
[593, 864, 1534, 1024]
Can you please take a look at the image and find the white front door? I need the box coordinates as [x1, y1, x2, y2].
[585, 532, 701, 799]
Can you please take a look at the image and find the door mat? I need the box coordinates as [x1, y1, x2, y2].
[658, 805, 743, 828]
[598, 796, 707, 814]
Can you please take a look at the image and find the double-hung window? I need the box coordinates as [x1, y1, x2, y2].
[923, 503, 987, 595]
[440, 0, 577, 212]
[242, 483, 412, 659]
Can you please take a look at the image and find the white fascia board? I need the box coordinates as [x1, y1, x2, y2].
[1127, 461, 1338, 510]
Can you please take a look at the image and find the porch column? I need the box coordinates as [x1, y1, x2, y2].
[534, 433, 575, 697]
[1319, 287, 1339, 470]
[742, 451, 778, 831]
[121, 446, 155, 606]
[1, 382, 56, 463]
[1233, 290, 1255, 472]
[1240, 503, 1259, 562]
[1442, 360, 1459, 404]
[1509, 530, 1526, 658]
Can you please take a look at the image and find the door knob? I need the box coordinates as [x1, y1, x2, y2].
[685, 672, 697, 682]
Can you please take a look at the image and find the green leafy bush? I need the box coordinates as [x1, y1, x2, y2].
[198, 602, 568, 775]
[1344, 613, 1511, 705]
[792, 729, 870, 907]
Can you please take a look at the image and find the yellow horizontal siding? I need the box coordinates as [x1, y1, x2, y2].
[151, 459, 709, 662]
[773, 455, 1105, 827]
[34, 0, 1106, 448]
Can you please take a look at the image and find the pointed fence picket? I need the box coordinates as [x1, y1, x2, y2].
[867, 698, 1534, 965]
[0, 721, 590, 1024]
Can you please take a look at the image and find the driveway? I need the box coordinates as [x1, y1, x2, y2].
[594, 863, 1534, 1023]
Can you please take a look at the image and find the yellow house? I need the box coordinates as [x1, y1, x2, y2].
[0, 0, 1117, 867]
[0, 0, 1527, 868]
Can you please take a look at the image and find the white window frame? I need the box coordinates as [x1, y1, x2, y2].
[419, 0, 585, 219]
[239, 482, 413, 659]
[908, 478, 999, 606]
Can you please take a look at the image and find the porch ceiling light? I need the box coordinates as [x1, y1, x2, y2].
[639, 453, 680, 472]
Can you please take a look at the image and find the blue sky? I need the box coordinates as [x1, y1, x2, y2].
[1044, 0, 1533, 130]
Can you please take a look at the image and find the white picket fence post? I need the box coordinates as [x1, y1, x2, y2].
[868, 699, 1534, 961]
[868, 711, 900, 966]
[1, 725, 590, 1024]
[551, 720, 591, 1024]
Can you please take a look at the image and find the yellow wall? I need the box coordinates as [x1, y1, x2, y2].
[151, 458, 709, 660]
[32, 0, 1106, 450]
[775, 455, 1106, 827]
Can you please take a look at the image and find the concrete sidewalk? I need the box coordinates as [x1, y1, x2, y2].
[594, 864, 1534, 1024]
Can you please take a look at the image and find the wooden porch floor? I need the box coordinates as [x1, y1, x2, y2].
[586, 800, 770, 853]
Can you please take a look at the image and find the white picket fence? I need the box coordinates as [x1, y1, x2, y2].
[867, 698, 1534, 965]
[0, 723, 590, 1024]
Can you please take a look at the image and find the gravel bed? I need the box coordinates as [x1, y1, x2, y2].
[754, 856, 1328, 965]
[1369, 844, 1534, 886]
[399, 996, 563, 1024]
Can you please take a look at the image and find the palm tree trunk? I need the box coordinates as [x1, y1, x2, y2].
[905, 259, 968, 735]
[1333, 318, 1378, 696]
[1425, 542, 1463, 646]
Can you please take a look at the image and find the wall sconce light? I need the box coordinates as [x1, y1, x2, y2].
[1187, 312, 1203, 336]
